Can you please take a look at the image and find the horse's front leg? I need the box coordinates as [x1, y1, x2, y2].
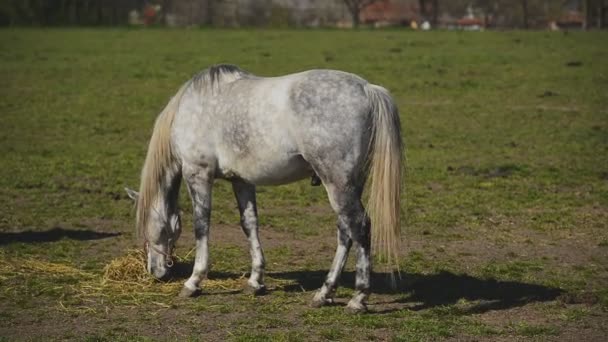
[180, 168, 213, 297]
[232, 181, 266, 295]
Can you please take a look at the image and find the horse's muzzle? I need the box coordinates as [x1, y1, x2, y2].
[150, 264, 171, 281]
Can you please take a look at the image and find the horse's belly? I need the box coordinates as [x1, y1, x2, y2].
[218, 153, 312, 186]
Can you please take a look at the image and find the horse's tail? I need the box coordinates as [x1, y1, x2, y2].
[364, 84, 403, 272]
[136, 83, 188, 238]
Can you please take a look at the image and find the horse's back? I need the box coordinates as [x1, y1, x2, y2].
[172, 68, 373, 186]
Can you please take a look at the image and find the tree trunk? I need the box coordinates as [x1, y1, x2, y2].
[69, 0, 77, 25]
[189, 0, 194, 26]
[597, 0, 605, 28]
[418, 0, 427, 19]
[522, 0, 529, 29]
[111, 0, 118, 25]
[432, 0, 438, 26]
[82, 0, 89, 25]
[76, 0, 81, 25]
[207, 0, 215, 26]
[96, 0, 103, 25]
[352, 7, 360, 28]
[160, 0, 168, 24]
[40, 0, 49, 25]
[583, 0, 590, 30]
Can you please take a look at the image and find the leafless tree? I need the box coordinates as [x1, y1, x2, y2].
[343, 0, 379, 28]
[582, 0, 607, 29]
[418, 0, 438, 25]
[431, 0, 438, 26]
[522, 0, 529, 28]
[589, 0, 607, 28]
[600, 0, 607, 28]
[418, 0, 427, 19]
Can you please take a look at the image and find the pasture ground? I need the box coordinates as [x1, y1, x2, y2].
[0, 28, 607, 341]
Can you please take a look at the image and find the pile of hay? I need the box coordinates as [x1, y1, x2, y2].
[98, 249, 183, 301]
[102, 249, 149, 284]
[1, 249, 295, 311]
[101, 249, 246, 292]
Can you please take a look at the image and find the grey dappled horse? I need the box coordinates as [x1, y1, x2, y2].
[135, 64, 403, 313]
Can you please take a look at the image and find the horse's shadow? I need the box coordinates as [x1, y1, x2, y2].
[0, 227, 121, 245]
[269, 270, 563, 314]
[164, 264, 562, 314]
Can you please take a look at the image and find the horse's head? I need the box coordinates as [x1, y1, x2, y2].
[125, 187, 181, 280]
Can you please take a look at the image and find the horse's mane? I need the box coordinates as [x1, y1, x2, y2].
[136, 64, 249, 239]
[191, 64, 250, 93]
[136, 83, 187, 240]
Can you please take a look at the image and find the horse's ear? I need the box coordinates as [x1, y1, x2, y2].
[124, 187, 139, 201]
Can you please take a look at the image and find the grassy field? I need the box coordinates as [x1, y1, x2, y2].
[1, 28, 607, 341]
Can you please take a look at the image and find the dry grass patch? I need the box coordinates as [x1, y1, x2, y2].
[0, 249, 249, 312]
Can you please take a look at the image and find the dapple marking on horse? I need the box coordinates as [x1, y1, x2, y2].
[133, 64, 403, 313]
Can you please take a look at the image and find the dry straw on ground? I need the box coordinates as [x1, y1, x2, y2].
[0, 249, 248, 310]
[102, 249, 247, 291]
[1, 248, 301, 314]
[102, 249, 149, 283]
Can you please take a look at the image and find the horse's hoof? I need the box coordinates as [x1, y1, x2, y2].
[310, 293, 333, 308]
[345, 301, 367, 314]
[310, 298, 326, 308]
[179, 286, 199, 298]
[244, 284, 267, 296]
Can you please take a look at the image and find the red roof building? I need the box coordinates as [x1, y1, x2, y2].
[360, 0, 419, 25]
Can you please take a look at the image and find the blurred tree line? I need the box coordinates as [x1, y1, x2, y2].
[0, 0, 605, 29]
[0, 0, 347, 27]
[432, 0, 606, 29]
[0, 0, 146, 26]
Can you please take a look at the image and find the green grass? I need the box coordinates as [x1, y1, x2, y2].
[1, 28, 607, 341]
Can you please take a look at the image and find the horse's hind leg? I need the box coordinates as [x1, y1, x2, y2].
[232, 181, 266, 295]
[311, 206, 352, 307]
[312, 183, 371, 313]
